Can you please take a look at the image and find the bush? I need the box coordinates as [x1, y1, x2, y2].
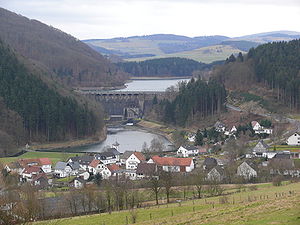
[248, 185, 258, 191]
[272, 176, 283, 186]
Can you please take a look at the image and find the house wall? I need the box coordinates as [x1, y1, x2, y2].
[41, 165, 52, 173]
[287, 133, 300, 146]
[126, 154, 141, 170]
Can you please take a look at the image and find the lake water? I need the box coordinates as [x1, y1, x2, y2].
[56, 127, 172, 153]
[58, 78, 188, 153]
[119, 78, 190, 92]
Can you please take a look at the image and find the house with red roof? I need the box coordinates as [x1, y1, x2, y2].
[88, 159, 104, 175]
[20, 166, 43, 182]
[148, 155, 194, 172]
[38, 158, 52, 173]
[100, 164, 121, 179]
[17, 158, 52, 173]
[126, 152, 146, 170]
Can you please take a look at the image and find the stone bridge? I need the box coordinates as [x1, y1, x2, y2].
[78, 90, 166, 120]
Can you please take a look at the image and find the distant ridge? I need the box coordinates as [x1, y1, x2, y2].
[83, 31, 300, 63]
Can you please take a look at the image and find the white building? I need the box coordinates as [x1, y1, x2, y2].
[125, 152, 145, 170]
[177, 146, 199, 158]
[148, 156, 194, 172]
[286, 133, 300, 146]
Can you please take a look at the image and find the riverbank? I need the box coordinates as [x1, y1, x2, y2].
[29, 138, 102, 151]
[136, 119, 175, 144]
[130, 76, 192, 80]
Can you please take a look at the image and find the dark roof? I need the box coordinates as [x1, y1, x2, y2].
[274, 153, 291, 159]
[210, 165, 224, 176]
[136, 163, 157, 175]
[68, 155, 94, 165]
[95, 151, 116, 160]
[67, 161, 80, 170]
[184, 145, 198, 151]
[54, 162, 67, 170]
[120, 151, 134, 160]
[107, 148, 121, 155]
[203, 157, 218, 166]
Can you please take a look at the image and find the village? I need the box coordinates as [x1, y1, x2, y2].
[3, 120, 300, 191]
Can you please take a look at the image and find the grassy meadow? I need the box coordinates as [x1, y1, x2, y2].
[0, 151, 82, 165]
[34, 182, 300, 225]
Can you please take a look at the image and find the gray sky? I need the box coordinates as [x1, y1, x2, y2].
[1, 0, 300, 39]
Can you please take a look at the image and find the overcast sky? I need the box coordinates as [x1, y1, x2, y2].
[1, 0, 300, 39]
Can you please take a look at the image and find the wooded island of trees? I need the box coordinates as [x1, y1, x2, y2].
[155, 79, 226, 126]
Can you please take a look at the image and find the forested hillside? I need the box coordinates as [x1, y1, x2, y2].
[117, 57, 211, 77]
[214, 39, 300, 110]
[156, 79, 226, 126]
[0, 41, 103, 157]
[0, 8, 127, 87]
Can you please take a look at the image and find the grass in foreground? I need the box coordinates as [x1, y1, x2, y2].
[34, 182, 300, 225]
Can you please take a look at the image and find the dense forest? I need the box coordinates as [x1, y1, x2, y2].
[248, 39, 300, 109]
[157, 79, 226, 126]
[0, 41, 103, 156]
[117, 57, 215, 77]
[0, 7, 127, 87]
[215, 39, 300, 110]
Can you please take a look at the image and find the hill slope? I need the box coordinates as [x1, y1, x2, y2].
[0, 7, 127, 87]
[214, 39, 300, 111]
[0, 40, 104, 157]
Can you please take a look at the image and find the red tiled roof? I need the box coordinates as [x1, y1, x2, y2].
[151, 156, 192, 167]
[38, 158, 52, 165]
[18, 158, 52, 167]
[32, 173, 47, 182]
[133, 152, 146, 161]
[251, 121, 259, 127]
[89, 159, 101, 168]
[107, 164, 120, 172]
[23, 166, 42, 174]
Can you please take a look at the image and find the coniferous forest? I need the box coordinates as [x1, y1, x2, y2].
[248, 39, 300, 109]
[0, 41, 103, 148]
[159, 79, 226, 126]
[117, 57, 215, 77]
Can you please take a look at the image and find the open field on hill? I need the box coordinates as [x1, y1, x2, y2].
[0, 151, 82, 165]
[34, 182, 300, 225]
[126, 45, 245, 63]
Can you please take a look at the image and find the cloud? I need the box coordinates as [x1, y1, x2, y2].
[0, 0, 299, 39]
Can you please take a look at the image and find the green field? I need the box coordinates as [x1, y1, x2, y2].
[0, 151, 82, 165]
[34, 182, 300, 225]
[126, 45, 245, 63]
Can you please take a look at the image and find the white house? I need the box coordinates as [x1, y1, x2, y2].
[237, 162, 257, 180]
[148, 156, 194, 172]
[88, 159, 104, 175]
[177, 146, 199, 158]
[70, 177, 86, 189]
[251, 121, 262, 131]
[37, 158, 52, 173]
[251, 121, 273, 134]
[125, 152, 146, 170]
[95, 152, 118, 165]
[100, 164, 121, 179]
[252, 140, 269, 157]
[20, 166, 43, 182]
[286, 133, 300, 146]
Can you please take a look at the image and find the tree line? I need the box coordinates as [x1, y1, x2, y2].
[0, 40, 103, 144]
[117, 57, 210, 77]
